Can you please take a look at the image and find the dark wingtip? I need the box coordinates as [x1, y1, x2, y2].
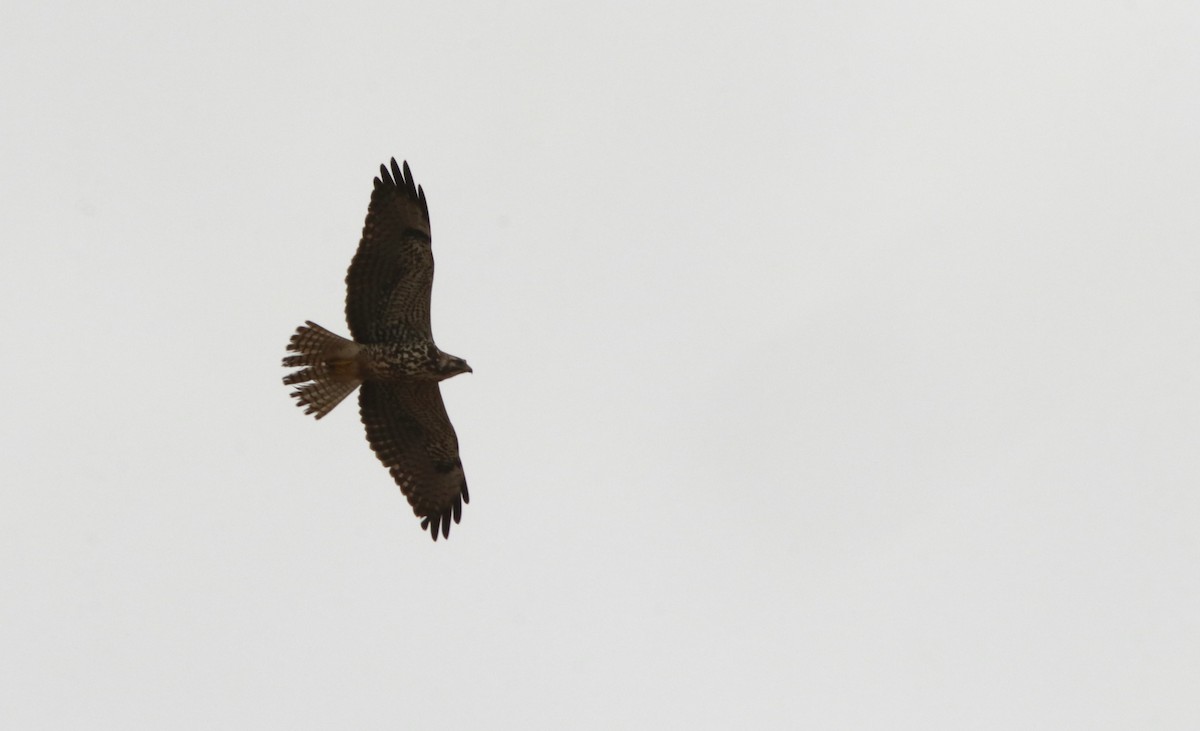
[401, 161, 418, 197]
[423, 514, 443, 541]
[375, 158, 425, 208]
[419, 508, 457, 541]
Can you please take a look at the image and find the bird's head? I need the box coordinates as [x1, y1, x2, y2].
[435, 352, 473, 380]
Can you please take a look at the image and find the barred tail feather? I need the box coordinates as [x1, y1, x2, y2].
[282, 321, 362, 419]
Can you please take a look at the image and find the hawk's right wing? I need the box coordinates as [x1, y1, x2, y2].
[359, 380, 469, 541]
[345, 159, 435, 343]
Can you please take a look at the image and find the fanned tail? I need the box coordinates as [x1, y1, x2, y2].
[282, 321, 362, 419]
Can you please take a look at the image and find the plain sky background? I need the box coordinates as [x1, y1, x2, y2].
[2, 1, 1198, 728]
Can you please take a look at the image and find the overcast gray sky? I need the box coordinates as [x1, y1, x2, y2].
[3, 1, 1198, 728]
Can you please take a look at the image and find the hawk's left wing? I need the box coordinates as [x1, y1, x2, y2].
[358, 380, 469, 541]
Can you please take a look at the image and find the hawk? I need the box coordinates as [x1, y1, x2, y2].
[282, 159, 472, 541]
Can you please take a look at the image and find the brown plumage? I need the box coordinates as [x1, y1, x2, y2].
[283, 159, 472, 541]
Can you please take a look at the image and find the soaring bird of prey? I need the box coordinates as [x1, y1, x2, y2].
[282, 159, 472, 541]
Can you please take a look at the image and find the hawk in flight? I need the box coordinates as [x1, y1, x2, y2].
[283, 159, 472, 541]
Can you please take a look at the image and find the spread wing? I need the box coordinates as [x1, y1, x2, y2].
[345, 159, 434, 343]
[359, 380, 469, 541]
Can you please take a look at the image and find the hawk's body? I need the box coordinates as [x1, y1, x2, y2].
[283, 159, 472, 541]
